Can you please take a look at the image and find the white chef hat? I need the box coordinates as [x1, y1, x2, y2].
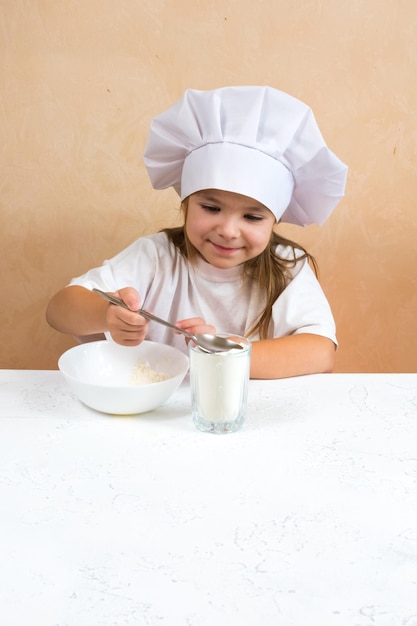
[143, 86, 348, 226]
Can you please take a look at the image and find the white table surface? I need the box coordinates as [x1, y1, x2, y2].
[0, 370, 416, 626]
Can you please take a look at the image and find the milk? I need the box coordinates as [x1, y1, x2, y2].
[189, 337, 251, 434]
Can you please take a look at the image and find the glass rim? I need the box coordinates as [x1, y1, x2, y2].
[188, 334, 251, 354]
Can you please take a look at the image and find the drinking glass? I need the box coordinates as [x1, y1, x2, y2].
[189, 334, 251, 434]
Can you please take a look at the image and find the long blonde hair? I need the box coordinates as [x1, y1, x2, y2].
[161, 200, 317, 339]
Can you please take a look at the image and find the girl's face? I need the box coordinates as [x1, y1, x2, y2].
[185, 189, 276, 269]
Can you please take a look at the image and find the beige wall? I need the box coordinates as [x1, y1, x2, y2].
[1, 0, 417, 372]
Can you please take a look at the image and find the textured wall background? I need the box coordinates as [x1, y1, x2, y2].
[1, 0, 417, 371]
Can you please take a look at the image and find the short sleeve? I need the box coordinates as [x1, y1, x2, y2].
[271, 258, 337, 345]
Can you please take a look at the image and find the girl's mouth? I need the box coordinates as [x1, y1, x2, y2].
[210, 241, 241, 254]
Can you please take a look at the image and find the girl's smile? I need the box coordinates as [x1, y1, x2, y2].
[185, 189, 276, 269]
[212, 243, 241, 253]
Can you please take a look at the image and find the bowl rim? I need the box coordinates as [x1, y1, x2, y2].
[58, 339, 189, 389]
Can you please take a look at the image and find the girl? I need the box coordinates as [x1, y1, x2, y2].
[46, 86, 348, 379]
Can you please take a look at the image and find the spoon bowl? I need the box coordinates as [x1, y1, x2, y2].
[92, 288, 244, 353]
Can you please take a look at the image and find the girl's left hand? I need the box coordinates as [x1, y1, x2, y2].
[175, 317, 216, 342]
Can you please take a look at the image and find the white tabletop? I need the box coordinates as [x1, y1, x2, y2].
[1, 370, 416, 626]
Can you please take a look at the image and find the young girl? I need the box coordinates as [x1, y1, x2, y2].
[46, 86, 348, 379]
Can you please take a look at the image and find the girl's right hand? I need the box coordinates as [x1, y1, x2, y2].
[106, 287, 149, 346]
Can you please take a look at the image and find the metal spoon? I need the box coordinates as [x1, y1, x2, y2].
[92, 288, 244, 353]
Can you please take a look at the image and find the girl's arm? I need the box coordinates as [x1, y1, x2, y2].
[176, 317, 336, 379]
[250, 333, 336, 379]
[46, 285, 149, 345]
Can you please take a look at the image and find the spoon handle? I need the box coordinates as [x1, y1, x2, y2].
[92, 288, 194, 339]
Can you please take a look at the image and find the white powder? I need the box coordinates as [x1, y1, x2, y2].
[130, 360, 169, 385]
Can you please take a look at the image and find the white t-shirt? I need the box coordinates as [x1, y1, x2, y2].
[70, 232, 337, 353]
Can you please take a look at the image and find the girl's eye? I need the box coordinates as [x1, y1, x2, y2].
[201, 204, 220, 213]
[244, 214, 264, 222]
[199, 204, 264, 221]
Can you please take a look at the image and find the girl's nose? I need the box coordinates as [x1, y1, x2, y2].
[217, 217, 239, 239]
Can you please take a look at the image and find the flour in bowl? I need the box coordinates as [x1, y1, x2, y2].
[130, 360, 169, 385]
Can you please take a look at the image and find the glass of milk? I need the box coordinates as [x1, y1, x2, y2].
[189, 335, 251, 434]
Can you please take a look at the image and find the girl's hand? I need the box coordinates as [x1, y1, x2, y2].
[175, 317, 217, 345]
[106, 287, 149, 346]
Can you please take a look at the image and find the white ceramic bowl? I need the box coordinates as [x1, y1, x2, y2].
[58, 340, 189, 415]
